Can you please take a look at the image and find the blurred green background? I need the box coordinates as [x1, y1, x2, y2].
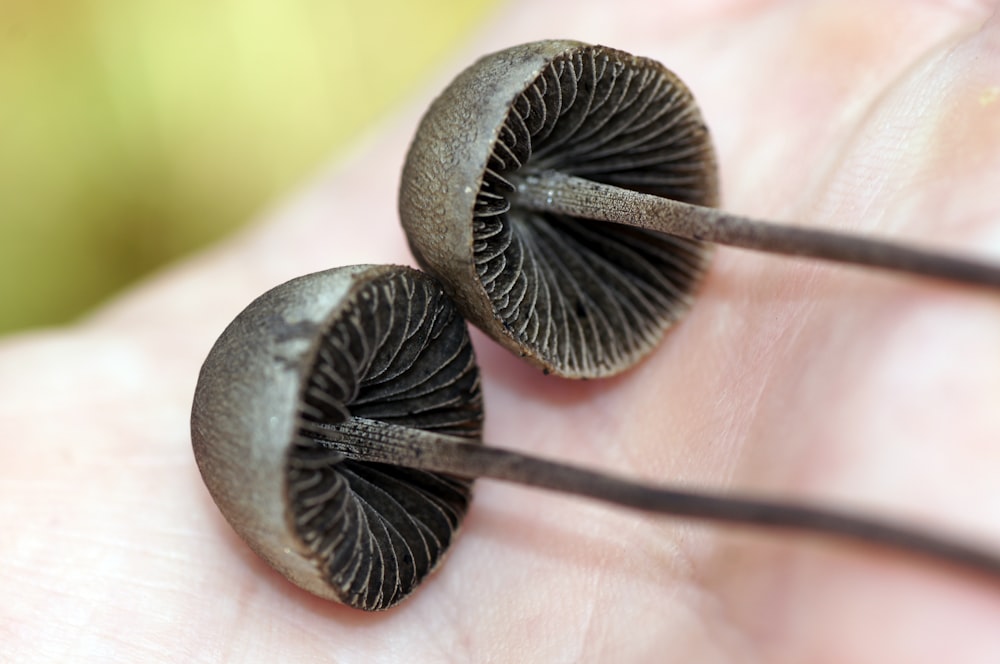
[0, 0, 497, 334]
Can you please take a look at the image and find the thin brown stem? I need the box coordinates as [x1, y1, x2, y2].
[514, 170, 1000, 290]
[316, 417, 1000, 583]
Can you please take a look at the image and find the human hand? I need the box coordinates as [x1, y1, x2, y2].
[3, 1, 1000, 661]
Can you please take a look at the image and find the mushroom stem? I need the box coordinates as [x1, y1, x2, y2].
[514, 170, 1000, 290]
[316, 417, 1000, 582]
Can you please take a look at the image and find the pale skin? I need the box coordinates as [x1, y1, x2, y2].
[3, 0, 1000, 661]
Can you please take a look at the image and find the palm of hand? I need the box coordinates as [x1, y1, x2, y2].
[3, 1, 999, 662]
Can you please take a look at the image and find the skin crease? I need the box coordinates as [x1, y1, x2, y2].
[2, 0, 1000, 661]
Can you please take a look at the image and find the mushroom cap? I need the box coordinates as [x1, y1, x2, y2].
[191, 265, 482, 610]
[400, 40, 719, 378]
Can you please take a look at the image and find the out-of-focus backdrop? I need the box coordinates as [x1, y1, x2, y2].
[0, 0, 497, 334]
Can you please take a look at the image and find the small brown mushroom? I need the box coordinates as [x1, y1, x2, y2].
[192, 264, 1000, 611]
[191, 265, 481, 610]
[399, 40, 1000, 378]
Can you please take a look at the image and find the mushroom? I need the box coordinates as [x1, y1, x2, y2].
[191, 264, 1000, 611]
[399, 39, 1000, 378]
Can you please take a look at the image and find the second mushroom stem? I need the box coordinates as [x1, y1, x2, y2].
[314, 417, 1000, 583]
[514, 170, 1000, 290]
